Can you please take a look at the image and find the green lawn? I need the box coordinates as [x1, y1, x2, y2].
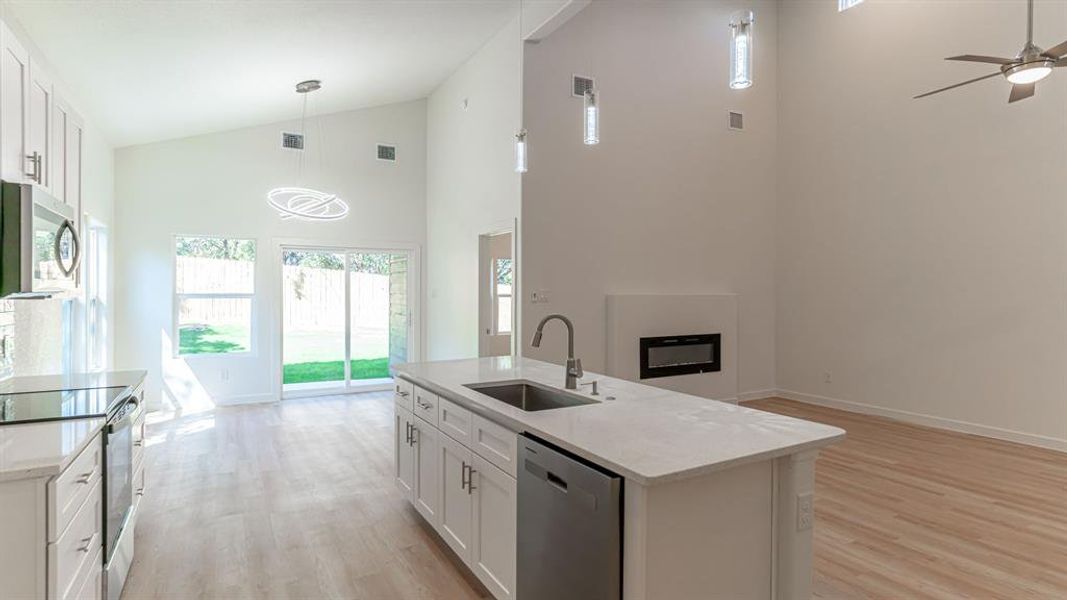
[283, 358, 390, 384]
[179, 324, 250, 354]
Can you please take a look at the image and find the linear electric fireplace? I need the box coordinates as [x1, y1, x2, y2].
[639, 333, 721, 380]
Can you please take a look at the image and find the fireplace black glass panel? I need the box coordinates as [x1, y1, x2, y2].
[639, 334, 721, 379]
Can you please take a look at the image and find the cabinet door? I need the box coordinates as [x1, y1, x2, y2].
[394, 406, 415, 499]
[0, 24, 28, 183]
[471, 454, 517, 599]
[65, 117, 82, 214]
[438, 432, 474, 562]
[50, 96, 69, 203]
[411, 419, 440, 527]
[26, 61, 51, 190]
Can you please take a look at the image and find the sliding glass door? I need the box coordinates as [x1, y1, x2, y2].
[282, 247, 413, 394]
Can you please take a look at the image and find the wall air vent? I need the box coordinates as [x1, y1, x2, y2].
[281, 132, 304, 150]
[572, 75, 595, 98]
[728, 111, 744, 131]
[377, 144, 397, 162]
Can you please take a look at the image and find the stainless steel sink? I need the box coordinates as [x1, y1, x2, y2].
[464, 380, 598, 412]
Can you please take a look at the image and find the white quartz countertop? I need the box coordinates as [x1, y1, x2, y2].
[395, 357, 845, 486]
[0, 416, 104, 482]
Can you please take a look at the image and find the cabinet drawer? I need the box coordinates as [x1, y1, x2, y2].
[48, 433, 102, 542]
[48, 477, 102, 600]
[394, 379, 414, 412]
[471, 414, 518, 478]
[438, 396, 473, 446]
[66, 542, 102, 600]
[413, 385, 438, 427]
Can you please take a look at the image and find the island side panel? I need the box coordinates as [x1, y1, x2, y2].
[775, 450, 819, 600]
[623, 460, 774, 600]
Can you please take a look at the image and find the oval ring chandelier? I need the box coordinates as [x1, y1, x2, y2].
[267, 80, 349, 221]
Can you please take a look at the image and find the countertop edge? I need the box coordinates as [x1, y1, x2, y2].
[395, 371, 845, 486]
[0, 419, 105, 483]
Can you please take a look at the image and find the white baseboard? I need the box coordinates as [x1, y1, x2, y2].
[737, 388, 778, 403]
[774, 388, 1067, 453]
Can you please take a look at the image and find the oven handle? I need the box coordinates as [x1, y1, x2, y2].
[53, 219, 82, 277]
[107, 396, 142, 433]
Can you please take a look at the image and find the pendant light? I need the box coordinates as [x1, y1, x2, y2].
[583, 89, 599, 145]
[267, 80, 349, 221]
[514, 0, 528, 173]
[729, 11, 754, 90]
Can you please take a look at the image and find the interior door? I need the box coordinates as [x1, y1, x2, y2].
[0, 24, 29, 183]
[479, 232, 513, 357]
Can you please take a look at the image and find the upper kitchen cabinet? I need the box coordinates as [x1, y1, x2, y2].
[26, 61, 53, 191]
[52, 94, 82, 211]
[0, 22, 29, 184]
[0, 20, 83, 216]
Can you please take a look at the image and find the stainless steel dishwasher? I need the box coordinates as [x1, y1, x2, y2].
[518, 434, 622, 600]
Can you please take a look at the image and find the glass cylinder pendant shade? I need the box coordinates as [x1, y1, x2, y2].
[583, 89, 599, 145]
[515, 129, 528, 173]
[730, 11, 754, 90]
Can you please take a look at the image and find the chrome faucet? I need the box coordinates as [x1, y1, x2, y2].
[531, 314, 583, 389]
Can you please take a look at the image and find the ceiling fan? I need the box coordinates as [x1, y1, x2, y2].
[915, 0, 1067, 103]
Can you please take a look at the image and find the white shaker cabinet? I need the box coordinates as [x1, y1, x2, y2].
[411, 417, 440, 527]
[437, 431, 474, 563]
[26, 61, 52, 190]
[0, 22, 29, 183]
[470, 453, 516, 600]
[394, 406, 416, 499]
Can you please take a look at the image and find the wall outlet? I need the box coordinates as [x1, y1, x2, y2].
[221, 368, 230, 382]
[797, 492, 814, 531]
[531, 290, 550, 304]
[822, 371, 832, 384]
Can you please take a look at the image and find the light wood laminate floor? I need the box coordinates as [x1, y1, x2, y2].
[124, 392, 1066, 599]
[122, 392, 491, 599]
[749, 398, 1067, 600]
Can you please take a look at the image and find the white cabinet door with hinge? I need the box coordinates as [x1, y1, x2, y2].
[470, 454, 517, 600]
[411, 418, 440, 527]
[394, 406, 416, 500]
[64, 116, 82, 214]
[26, 61, 52, 190]
[0, 23, 29, 183]
[50, 96, 69, 203]
[438, 431, 474, 563]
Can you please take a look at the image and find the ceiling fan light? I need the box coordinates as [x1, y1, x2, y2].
[1004, 61, 1054, 84]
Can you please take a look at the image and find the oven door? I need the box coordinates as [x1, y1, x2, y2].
[104, 397, 141, 563]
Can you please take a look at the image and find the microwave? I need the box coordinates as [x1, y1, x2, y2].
[0, 180, 81, 298]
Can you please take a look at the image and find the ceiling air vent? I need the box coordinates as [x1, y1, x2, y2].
[281, 132, 304, 150]
[572, 75, 595, 98]
[728, 111, 744, 131]
[377, 144, 397, 162]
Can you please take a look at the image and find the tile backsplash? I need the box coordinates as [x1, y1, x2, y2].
[0, 298, 70, 380]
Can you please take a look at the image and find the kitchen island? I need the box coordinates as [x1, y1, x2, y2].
[394, 357, 844, 600]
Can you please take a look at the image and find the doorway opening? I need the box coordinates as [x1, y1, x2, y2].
[281, 246, 415, 397]
[479, 230, 515, 357]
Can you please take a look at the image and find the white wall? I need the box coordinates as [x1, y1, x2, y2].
[777, 0, 1067, 448]
[520, 0, 779, 397]
[425, 15, 521, 360]
[114, 100, 426, 409]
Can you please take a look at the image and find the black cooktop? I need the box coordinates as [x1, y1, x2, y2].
[0, 386, 131, 425]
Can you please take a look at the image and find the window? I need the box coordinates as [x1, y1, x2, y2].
[838, 0, 864, 11]
[174, 236, 255, 355]
[493, 258, 513, 335]
[85, 220, 109, 371]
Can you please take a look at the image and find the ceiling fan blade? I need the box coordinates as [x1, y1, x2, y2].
[914, 72, 1002, 99]
[1008, 82, 1036, 103]
[946, 54, 1016, 65]
[1042, 40, 1067, 58]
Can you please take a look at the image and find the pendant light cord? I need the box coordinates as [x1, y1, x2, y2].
[518, 0, 523, 130]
